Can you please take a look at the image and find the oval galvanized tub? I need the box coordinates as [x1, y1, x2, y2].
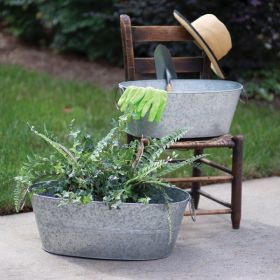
[119, 79, 243, 138]
[31, 183, 190, 260]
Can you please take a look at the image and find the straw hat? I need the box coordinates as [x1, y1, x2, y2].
[173, 10, 232, 79]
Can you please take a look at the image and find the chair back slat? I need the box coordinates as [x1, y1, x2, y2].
[134, 57, 204, 74]
[120, 14, 211, 81]
[132, 26, 193, 42]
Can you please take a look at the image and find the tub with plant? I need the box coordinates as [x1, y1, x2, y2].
[14, 115, 201, 260]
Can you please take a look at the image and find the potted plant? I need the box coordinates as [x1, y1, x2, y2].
[15, 115, 201, 260]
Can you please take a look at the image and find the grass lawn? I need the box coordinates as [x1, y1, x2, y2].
[1, 64, 280, 213]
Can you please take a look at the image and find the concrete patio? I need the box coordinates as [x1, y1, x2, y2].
[1, 177, 280, 280]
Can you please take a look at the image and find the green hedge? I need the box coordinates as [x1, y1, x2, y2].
[0, 0, 122, 62]
[239, 68, 280, 101]
[1, 0, 279, 67]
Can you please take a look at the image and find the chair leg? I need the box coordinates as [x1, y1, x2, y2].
[191, 149, 203, 209]
[231, 135, 244, 229]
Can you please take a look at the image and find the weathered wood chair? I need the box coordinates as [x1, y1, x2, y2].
[120, 14, 243, 229]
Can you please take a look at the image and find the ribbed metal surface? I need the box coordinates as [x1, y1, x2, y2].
[32, 185, 190, 260]
[119, 79, 243, 138]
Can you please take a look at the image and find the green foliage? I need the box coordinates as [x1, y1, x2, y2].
[239, 68, 280, 102]
[14, 114, 200, 212]
[0, 0, 45, 42]
[0, 0, 121, 62]
[1, 1, 279, 68]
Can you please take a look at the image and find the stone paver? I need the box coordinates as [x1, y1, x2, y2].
[1, 177, 280, 280]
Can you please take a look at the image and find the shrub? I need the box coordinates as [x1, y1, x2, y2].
[0, 0, 44, 42]
[0, 0, 122, 62]
[239, 68, 280, 101]
[1, 0, 279, 71]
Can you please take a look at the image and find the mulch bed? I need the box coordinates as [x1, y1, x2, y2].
[0, 206, 32, 216]
[0, 30, 124, 89]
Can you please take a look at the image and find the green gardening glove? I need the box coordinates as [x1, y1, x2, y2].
[137, 87, 167, 122]
[154, 93, 167, 122]
[136, 88, 154, 115]
[118, 86, 167, 123]
[118, 86, 144, 112]
[148, 91, 164, 122]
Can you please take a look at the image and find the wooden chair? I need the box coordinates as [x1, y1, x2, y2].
[120, 14, 243, 229]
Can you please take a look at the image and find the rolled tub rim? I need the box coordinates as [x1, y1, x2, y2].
[119, 79, 243, 95]
[30, 180, 191, 206]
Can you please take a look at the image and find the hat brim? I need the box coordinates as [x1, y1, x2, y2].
[173, 10, 225, 79]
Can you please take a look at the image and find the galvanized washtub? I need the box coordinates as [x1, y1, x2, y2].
[31, 182, 190, 260]
[119, 79, 243, 138]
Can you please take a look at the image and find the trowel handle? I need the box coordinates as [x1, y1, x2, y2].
[166, 83, 173, 92]
[165, 69, 173, 92]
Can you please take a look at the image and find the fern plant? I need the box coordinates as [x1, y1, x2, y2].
[14, 114, 203, 213]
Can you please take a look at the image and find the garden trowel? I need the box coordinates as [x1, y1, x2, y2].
[154, 44, 177, 92]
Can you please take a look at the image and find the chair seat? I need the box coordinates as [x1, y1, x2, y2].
[169, 134, 235, 149]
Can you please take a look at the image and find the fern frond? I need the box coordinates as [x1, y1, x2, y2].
[139, 128, 189, 165]
[30, 125, 77, 165]
[157, 155, 204, 177]
[90, 114, 129, 161]
[137, 159, 167, 178]
[90, 127, 118, 161]
[14, 176, 32, 212]
[125, 158, 176, 188]
[14, 152, 66, 212]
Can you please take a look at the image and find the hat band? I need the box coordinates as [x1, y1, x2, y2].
[190, 22, 219, 61]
